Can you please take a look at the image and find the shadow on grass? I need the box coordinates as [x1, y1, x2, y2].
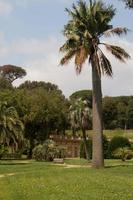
[105, 164, 133, 168]
[0, 159, 32, 165]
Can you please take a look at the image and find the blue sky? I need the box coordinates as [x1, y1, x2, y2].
[0, 0, 133, 97]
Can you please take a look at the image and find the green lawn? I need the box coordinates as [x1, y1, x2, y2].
[0, 159, 133, 200]
[66, 129, 133, 140]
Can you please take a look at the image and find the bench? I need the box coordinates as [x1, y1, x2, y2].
[53, 158, 64, 164]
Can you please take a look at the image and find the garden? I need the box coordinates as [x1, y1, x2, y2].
[0, 0, 133, 199]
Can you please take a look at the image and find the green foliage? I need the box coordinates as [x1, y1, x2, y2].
[102, 96, 133, 129]
[109, 136, 131, 157]
[127, 99, 133, 128]
[0, 145, 8, 159]
[0, 65, 26, 83]
[0, 77, 13, 90]
[32, 144, 44, 161]
[113, 147, 133, 161]
[80, 135, 109, 159]
[70, 90, 92, 108]
[117, 102, 127, 129]
[80, 139, 92, 159]
[32, 140, 66, 161]
[0, 81, 69, 156]
[103, 97, 118, 129]
[0, 102, 24, 150]
[103, 135, 110, 159]
[18, 80, 61, 93]
[69, 98, 92, 132]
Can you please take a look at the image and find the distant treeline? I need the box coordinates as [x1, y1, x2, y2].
[70, 90, 133, 130]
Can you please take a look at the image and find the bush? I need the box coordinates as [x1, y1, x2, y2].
[108, 136, 131, 158]
[80, 135, 109, 159]
[32, 145, 44, 161]
[32, 140, 66, 161]
[113, 147, 133, 161]
[103, 135, 110, 159]
[0, 145, 8, 159]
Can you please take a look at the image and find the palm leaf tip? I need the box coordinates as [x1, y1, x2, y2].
[104, 27, 129, 37]
[60, 58, 67, 66]
[105, 44, 131, 62]
[98, 49, 113, 77]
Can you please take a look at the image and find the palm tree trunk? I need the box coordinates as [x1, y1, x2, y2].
[82, 128, 90, 160]
[91, 60, 104, 168]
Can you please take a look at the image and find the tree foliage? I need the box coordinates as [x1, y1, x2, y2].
[0, 102, 24, 150]
[0, 77, 13, 90]
[109, 136, 131, 157]
[0, 65, 26, 83]
[113, 147, 133, 161]
[69, 98, 91, 159]
[103, 97, 118, 129]
[70, 90, 92, 108]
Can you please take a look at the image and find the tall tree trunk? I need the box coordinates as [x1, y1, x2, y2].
[82, 128, 90, 160]
[91, 60, 104, 168]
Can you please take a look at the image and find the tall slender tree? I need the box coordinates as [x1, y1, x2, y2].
[69, 98, 91, 160]
[60, 0, 130, 168]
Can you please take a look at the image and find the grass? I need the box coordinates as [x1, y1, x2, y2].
[66, 129, 133, 140]
[0, 159, 133, 200]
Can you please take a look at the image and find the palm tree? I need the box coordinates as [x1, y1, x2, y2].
[60, 0, 130, 168]
[0, 102, 24, 151]
[69, 98, 91, 160]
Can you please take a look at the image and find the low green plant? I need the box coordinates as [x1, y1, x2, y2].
[80, 135, 109, 159]
[80, 139, 92, 159]
[32, 140, 66, 161]
[0, 145, 8, 159]
[113, 147, 133, 161]
[108, 136, 131, 158]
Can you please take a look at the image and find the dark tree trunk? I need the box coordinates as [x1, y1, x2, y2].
[27, 138, 34, 159]
[91, 60, 104, 168]
[82, 128, 90, 160]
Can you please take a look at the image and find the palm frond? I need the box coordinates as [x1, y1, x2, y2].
[60, 50, 76, 65]
[98, 48, 113, 77]
[104, 44, 130, 62]
[60, 37, 79, 53]
[75, 47, 88, 74]
[104, 27, 129, 37]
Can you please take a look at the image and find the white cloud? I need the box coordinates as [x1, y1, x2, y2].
[13, 37, 92, 97]
[0, 34, 133, 98]
[0, 1, 13, 15]
[0, 32, 9, 57]
[10, 37, 59, 56]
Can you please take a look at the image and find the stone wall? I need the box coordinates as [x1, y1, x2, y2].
[50, 135, 82, 158]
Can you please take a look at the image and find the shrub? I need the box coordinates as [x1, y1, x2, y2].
[113, 147, 133, 161]
[108, 136, 131, 158]
[0, 145, 8, 159]
[32, 145, 44, 161]
[103, 135, 110, 159]
[32, 140, 66, 161]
